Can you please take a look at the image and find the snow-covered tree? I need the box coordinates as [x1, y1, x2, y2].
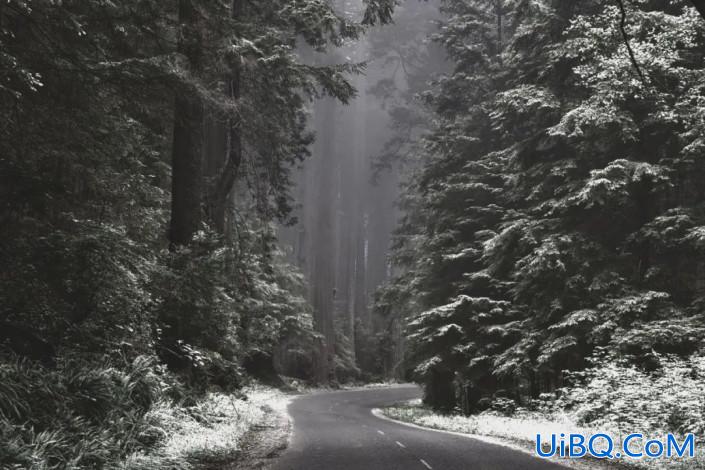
[382, 0, 705, 412]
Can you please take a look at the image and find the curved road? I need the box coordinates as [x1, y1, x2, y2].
[273, 385, 566, 470]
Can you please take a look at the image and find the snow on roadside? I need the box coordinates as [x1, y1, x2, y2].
[162, 385, 291, 460]
[120, 384, 292, 469]
[380, 402, 705, 470]
[383, 399, 594, 443]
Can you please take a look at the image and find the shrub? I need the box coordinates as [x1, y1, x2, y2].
[558, 353, 705, 436]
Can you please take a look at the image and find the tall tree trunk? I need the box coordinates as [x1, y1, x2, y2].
[170, 0, 204, 247]
[496, 0, 503, 59]
[311, 96, 338, 383]
[207, 0, 243, 233]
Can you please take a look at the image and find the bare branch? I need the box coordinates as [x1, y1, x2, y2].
[615, 0, 649, 86]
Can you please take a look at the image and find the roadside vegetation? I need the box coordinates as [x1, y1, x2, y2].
[375, 0, 705, 444]
[0, 352, 290, 470]
[0, 0, 396, 468]
[124, 385, 290, 470]
[383, 353, 705, 469]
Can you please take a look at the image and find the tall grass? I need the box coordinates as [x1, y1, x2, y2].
[0, 355, 164, 469]
[0, 354, 287, 470]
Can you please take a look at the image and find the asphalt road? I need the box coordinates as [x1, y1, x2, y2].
[272, 384, 566, 470]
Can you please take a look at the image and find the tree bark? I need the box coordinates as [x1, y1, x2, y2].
[207, 0, 243, 233]
[496, 0, 503, 59]
[169, 0, 204, 247]
[311, 96, 338, 383]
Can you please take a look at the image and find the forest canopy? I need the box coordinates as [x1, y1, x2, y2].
[377, 0, 705, 415]
[4, 0, 705, 467]
[0, 0, 394, 467]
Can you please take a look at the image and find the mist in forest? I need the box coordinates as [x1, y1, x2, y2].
[279, 0, 445, 382]
[5, 0, 705, 467]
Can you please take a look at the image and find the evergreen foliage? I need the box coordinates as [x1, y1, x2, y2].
[0, 0, 397, 466]
[381, 0, 705, 413]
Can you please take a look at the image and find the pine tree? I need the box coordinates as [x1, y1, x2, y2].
[382, 0, 705, 412]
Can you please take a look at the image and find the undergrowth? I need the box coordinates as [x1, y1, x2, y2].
[383, 354, 705, 470]
[0, 354, 286, 470]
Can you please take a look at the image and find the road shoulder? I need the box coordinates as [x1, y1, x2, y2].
[373, 407, 630, 470]
[217, 395, 293, 470]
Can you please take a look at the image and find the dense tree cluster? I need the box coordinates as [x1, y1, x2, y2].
[0, 0, 395, 467]
[380, 0, 705, 412]
[6, 0, 705, 463]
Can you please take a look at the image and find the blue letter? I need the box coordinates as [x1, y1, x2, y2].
[667, 434, 695, 458]
[536, 434, 556, 458]
[588, 433, 614, 459]
[644, 439, 664, 458]
[623, 433, 643, 458]
[569, 434, 586, 457]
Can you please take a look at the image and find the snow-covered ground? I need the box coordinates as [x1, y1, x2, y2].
[381, 401, 703, 470]
[121, 385, 292, 469]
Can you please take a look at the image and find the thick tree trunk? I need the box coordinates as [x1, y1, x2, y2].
[209, 117, 241, 232]
[311, 96, 338, 383]
[169, 88, 203, 247]
[169, 0, 204, 247]
[424, 367, 456, 413]
[206, 0, 243, 233]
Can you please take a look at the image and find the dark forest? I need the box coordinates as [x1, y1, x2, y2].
[3, 1, 705, 469]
